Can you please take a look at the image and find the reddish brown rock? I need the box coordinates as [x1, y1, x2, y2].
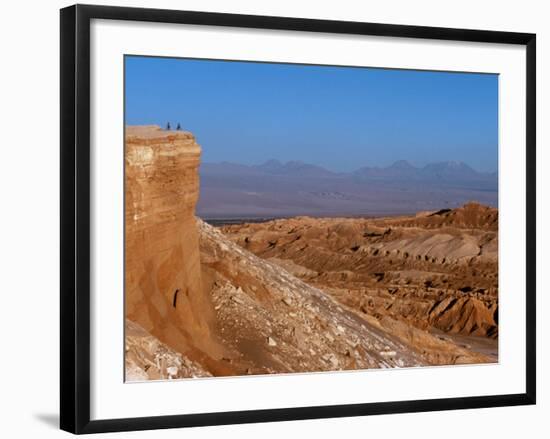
[221, 206, 499, 340]
[390, 202, 498, 231]
[125, 125, 225, 365]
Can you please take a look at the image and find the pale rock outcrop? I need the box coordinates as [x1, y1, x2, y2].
[125, 319, 211, 381]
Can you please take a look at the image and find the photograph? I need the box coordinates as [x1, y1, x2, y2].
[0, 0, 542, 436]
[124, 56, 499, 381]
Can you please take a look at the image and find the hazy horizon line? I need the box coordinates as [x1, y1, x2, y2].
[201, 158, 498, 175]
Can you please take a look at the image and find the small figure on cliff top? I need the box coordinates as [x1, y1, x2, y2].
[166, 122, 171, 130]
[176, 123, 181, 130]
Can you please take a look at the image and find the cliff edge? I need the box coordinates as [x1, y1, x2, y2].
[125, 125, 225, 371]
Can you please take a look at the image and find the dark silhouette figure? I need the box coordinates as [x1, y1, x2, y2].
[166, 122, 171, 130]
[176, 123, 181, 130]
[173, 289, 180, 308]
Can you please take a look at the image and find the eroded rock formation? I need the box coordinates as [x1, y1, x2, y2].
[198, 220, 491, 372]
[221, 204, 499, 341]
[125, 126, 225, 370]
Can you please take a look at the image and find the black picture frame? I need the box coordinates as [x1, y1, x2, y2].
[60, 4, 536, 434]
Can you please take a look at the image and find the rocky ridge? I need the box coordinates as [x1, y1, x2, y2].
[221, 203, 499, 340]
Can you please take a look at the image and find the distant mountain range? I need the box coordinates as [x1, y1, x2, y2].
[352, 160, 496, 186]
[197, 159, 497, 219]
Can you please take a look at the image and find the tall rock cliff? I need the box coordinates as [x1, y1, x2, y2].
[125, 126, 223, 366]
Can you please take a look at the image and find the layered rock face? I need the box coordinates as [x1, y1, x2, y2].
[125, 126, 223, 365]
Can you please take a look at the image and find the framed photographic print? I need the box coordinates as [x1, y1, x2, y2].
[60, 4, 536, 434]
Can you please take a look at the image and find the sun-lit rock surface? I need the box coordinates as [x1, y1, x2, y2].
[198, 219, 492, 373]
[125, 125, 225, 367]
[221, 204, 499, 341]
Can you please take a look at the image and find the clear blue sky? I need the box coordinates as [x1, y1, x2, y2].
[125, 56, 498, 172]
